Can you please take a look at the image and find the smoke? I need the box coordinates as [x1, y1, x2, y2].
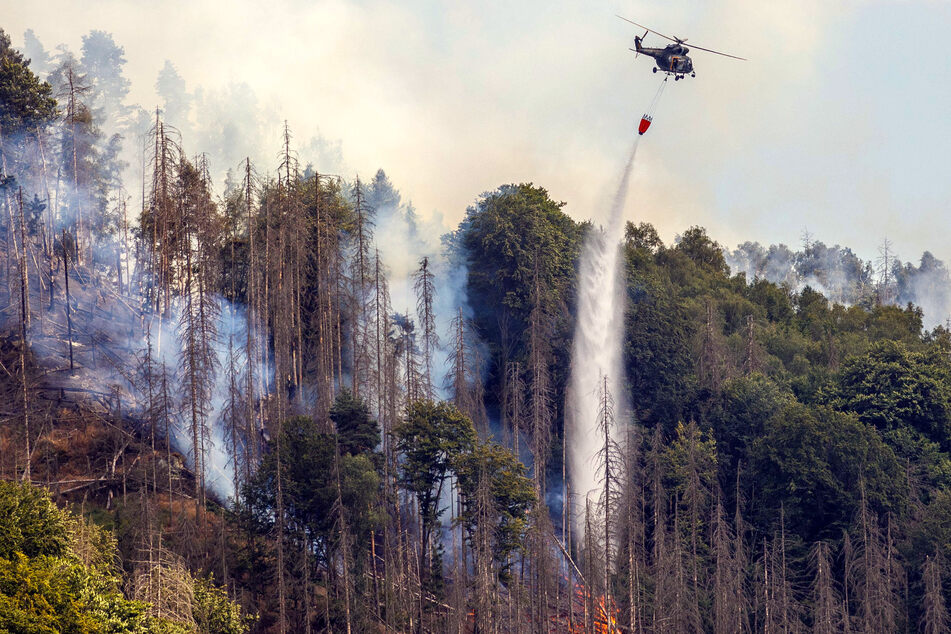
[567, 140, 638, 537]
[139, 296, 267, 503]
[725, 238, 951, 328]
[32, 26, 346, 203]
[150, 57, 346, 189]
[22, 29, 52, 77]
[896, 252, 951, 328]
[362, 169, 479, 401]
[7, 27, 488, 512]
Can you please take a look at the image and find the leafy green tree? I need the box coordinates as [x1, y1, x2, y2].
[192, 576, 256, 634]
[749, 403, 905, 542]
[455, 183, 584, 404]
[867, 303, 924, 344]
[454, 440, 535, 580]
[825, 340, 951, 449]
[911, 490, 951, 559]
[708, 374, 792, 482]
[461, 183, 581, 322]
[744, 277, 794, 323]
[795, 285, 831, 339]
[244, 415, 382, 564]
[0, 552, 113, 633]
[675, 226, 729, 275]
[624, 221, 663, 254]
[0, 481, 251, 633]
[623, 242, 694, 427]
[329, 388, 380, 455]
[394, 400, 476, 585]
[0, 28, 57, 136]
[0, 481, 70, 560]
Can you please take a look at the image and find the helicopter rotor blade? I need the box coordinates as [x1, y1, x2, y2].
[681, 42, 746, 60]
[615, 15, 677, 43]
[616, 15, 746, 60]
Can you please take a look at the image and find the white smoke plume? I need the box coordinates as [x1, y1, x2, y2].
[725, 238, 951, 328]
[362, 170, 477, 401]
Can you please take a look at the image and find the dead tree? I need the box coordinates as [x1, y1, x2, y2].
[810, 541, 844, 634]
[698, 300, 726, 391]
[712, 491, 749, 634]
[272, 125, 307, 410]
[846, 488, 905, 633]
[743, 314, 759, 376]
[308, 172, 344, 420]
[503, 361, 525, 453]
[58, 62, 91, 265]
[448, 307, 487, 433]
[760, 509, 801, 633]
[876, 238, 896, 306]
[349, 177, 374, 399]
[413, 256, 437, 399]
[596, 375, 622, 632]
[142, 112, 181, 317]
[922, 554, 949, 634]
[528, 257, 553, 494]
[13, 189, 31, 481]
[176, 156, 220, 518]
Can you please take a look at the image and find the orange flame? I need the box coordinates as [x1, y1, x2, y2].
[550, 580, 620, 633]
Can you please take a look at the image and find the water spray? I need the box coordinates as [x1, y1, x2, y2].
[567, 137, 640, 538]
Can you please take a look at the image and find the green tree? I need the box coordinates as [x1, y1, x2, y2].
[0, 481, 70, 560]
[329, 388, 380, 455]
[0, 481, 251, 633]
[749, 403, 905, 542]
[244, 415, 382, 565]
[0, 28, 57, 136]
[623, 243, 694, 426]
[709, 374, 792, 483]
[454, 440, 535, 580]
[192, 576, 256, 634]
[455, 183, 584, 403]
[826, 340, 951, 449]
[675, 225, 729, 275]
[393, 400, 476, 586]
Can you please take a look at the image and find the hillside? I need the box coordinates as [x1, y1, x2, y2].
[3, 24, 951, 634]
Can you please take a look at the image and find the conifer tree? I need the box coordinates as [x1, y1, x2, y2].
[413, 256, 437, 400]
[922, 554, 949, 634]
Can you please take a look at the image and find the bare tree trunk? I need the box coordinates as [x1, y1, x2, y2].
[413, 257, 437, 399]
[274, 408, 288, 634]
[16, 190, 31, 482]
[922, 554, 949, 634]
[331, 434, 354, 634]
[62, 230, 74, 370]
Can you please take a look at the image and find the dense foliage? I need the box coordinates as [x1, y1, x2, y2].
[0, 481, 250, 633]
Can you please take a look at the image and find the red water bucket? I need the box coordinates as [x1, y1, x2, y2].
[638, 116, 652, 135]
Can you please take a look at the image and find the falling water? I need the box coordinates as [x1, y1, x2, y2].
[567, 139, 639, 536]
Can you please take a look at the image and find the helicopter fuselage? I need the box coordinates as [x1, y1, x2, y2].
[634, 38, 695, 77]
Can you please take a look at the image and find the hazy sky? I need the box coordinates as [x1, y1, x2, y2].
[6, 0, 951, 265]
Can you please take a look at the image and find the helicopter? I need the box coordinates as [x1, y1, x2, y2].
[617, 16, 745, 80]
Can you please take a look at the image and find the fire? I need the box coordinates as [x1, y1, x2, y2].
[550, 579, 620, 633]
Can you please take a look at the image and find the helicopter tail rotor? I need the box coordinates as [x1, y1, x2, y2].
[633, 31, 647, 58]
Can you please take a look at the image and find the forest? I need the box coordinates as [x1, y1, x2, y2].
[3, 25, 951, 634]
